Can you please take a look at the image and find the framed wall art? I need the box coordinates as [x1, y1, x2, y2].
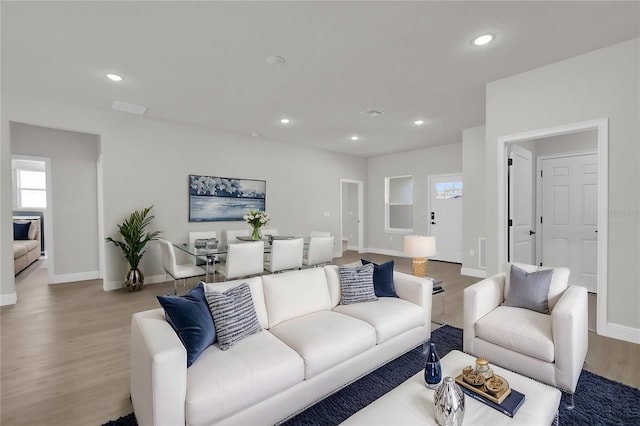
[189, 175, 266, 222]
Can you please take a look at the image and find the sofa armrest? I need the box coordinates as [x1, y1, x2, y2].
[463, 273, 506, 353]
[131, 309, 187, 426]
[551, 285, 588, 393]
[393, 271, 433, 329]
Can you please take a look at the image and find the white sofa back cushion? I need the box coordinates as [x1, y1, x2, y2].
[205, 277, 269, 329]
[262, 268, 332, 328]
[323, 265, 342, 308]
[505, 263, 570, 310]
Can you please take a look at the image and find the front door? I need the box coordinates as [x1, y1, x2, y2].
[541, 153, 598, 293]
[428, 175, 463, 263]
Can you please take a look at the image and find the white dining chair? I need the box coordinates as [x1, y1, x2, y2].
[221, 229, 250, 247]
[217, 240, 265, 281]
[265, 238, 304, 273]
[188, 231, 217, 265]
[310, 231, 331, 237]
[303, 236, 334, 267]
[158, 239, 206, 294]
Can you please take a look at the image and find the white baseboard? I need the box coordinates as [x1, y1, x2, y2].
[50, 270, 101, 284]
[604, 322, 640, 344]
[104, 273, 167, 291]
[347, 244, 360, 251]
[364, 247, 405, 257]
[460, 267, 487, 278]
[0, 292, 17, 306]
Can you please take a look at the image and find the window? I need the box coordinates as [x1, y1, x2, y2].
[385, 175, 413, 232]
[13, 160, 47, 209]
[435, 181, 463, 200]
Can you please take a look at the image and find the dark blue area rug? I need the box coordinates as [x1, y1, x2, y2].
[104, 325, 639, 426]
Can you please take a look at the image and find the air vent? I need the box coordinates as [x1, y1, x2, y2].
[360, 108, 384, 117]
[112, 100, 147, 116]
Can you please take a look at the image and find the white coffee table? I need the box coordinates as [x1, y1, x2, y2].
[340, 350, 561, 425]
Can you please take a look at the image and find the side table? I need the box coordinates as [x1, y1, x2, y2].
[429, 278, 445, 325]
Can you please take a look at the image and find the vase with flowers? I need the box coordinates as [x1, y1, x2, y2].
[244, 209, 270, 240]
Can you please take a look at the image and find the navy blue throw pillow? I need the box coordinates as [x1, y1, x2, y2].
[13, 222, 31, 240]
[361, 259, 397, 298]
[157, 283, 216, 367]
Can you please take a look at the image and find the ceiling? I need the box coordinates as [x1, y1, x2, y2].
[3, 1, 639, 157]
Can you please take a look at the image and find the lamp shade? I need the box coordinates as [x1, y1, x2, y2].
[403, 235, 436, 257]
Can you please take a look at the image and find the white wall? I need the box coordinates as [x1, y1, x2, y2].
[11, 122, 101, 281]
[461, 126, 486, 276]
[367, 143, 462, 254]
[484, 38, 640, 335]
[1, 95, 367, 297]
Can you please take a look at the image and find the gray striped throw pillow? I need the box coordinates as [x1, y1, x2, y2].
[205, 283, 262, 350]
[339, 263, 377, 304]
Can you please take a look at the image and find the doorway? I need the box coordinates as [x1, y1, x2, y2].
[498, 119, 608, 336]
[340, 179, 364, 254]
[428, 174, 463, 263]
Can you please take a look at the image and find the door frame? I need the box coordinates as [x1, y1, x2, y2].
[427, 173, 463, 263]
[339, 179, 364, 254]
[535, 150, 598, 269]
[497, 118, 608, 336]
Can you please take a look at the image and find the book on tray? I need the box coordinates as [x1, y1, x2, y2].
[459, 385, 525, 417]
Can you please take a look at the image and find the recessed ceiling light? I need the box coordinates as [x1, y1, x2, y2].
[266, 55, 286, 66]
[473, 34, 494, 46]
[413, 120, 425, 125]
[350, 135, 359, 141]
[251, 132, 261, 138]
[280, 118, 290, 124]
[106, 73, 123, 82]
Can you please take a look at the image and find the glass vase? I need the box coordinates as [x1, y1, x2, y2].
[424, 341, 442, 389]
[250, 225, 262, 240]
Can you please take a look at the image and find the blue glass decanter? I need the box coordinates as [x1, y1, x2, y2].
[424, 341, 442, 389]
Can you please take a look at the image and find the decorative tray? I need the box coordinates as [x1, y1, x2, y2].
[455, 374, 511, 404]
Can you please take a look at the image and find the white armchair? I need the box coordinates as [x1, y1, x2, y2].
[463, 263, 588, 407]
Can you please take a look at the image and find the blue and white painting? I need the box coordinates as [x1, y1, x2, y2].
[189, 175, 266, 222]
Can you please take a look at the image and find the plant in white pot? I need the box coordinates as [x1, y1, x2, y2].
[105, 206, 161, 291]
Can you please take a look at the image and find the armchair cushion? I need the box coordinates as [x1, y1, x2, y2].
[504, 265, 553, 314]
[476, 305, 554, 363]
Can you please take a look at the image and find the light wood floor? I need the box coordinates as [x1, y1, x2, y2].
[1, 253, 638, 426]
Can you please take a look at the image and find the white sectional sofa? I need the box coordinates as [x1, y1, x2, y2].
[131, 265, 433, 426]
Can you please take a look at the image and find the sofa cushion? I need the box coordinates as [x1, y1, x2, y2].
[205, 277, 268, 329]
[13, 221, 31, 240]
[262, 268, 332, 328]
[13, 243, 28, 259]
[361, 259, 397, 298]
[339, 263, 377, 304]
[157, 283, 216, 367]
[186, 330, 304, 425]
[269, 310, 376, 379]
[505, 263, 570, 310]
[476, 305, 554, 363]
[504, 265, 553, 314]
[205, 283, 262, 350]
[333, 297, 424, 344]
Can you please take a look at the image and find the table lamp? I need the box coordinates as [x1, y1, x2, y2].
[404, 235, 436, 277]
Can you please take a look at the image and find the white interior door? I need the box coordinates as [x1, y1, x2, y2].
[340, 179, 363, 254]
[509, 145, 535, 264]
[428, 175, 462, 263]
[541, 154, 598, 293]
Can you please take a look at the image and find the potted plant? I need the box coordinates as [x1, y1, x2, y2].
[105, 206, 161, 291]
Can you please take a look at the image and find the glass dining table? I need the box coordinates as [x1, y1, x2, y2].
[172, 236, 309, 282]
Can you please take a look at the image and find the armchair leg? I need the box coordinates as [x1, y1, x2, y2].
[564, 392, 575, 410]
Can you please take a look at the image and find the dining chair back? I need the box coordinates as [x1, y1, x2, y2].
[310, 231, 331, 237]
[218, 240, 265, 280]
[303, 236, 334, 267]
[188, 231, 217, 265]
[221, 229, 250, 248]
[158, 239, 206, 294]
[265, 238, 304, 273]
